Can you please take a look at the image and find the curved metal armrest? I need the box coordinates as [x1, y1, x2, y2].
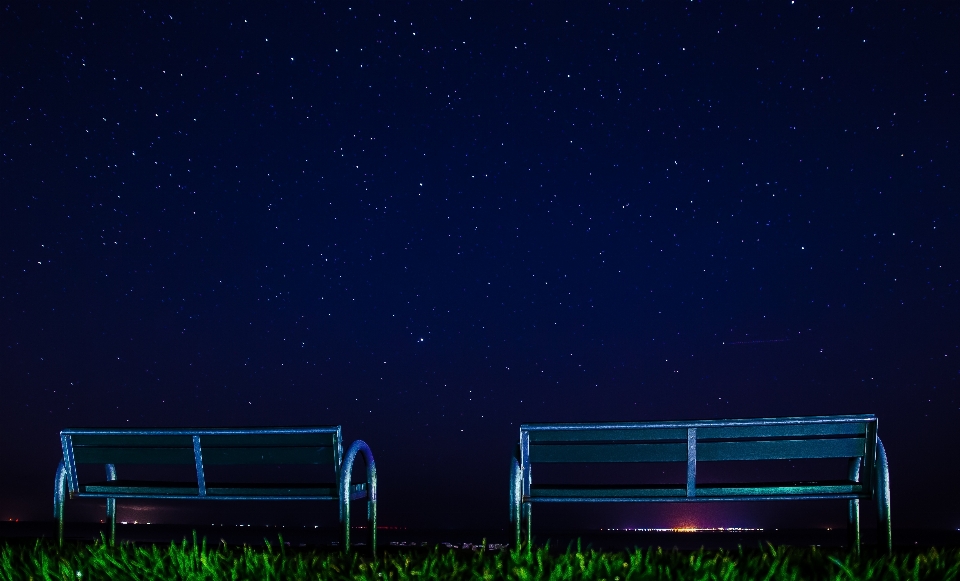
[339, 439, 377, 553]
[339, 439, 377, 513]
[509, 448, 521, 523]
[54, 461, 66, 519]
[875, 437, 892, 553]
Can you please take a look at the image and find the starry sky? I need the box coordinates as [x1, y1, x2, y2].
[1, 2, 958, 533]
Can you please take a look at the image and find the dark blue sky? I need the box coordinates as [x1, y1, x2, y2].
[2, 1, 958, 532]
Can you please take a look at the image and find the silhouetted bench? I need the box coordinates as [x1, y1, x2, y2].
[510, 415, 890, 552]
[54, 427, 376, 551]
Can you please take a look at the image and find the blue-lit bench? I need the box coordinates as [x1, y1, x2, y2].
[54, 427, 376, 551]
[510, 415, 891, 551]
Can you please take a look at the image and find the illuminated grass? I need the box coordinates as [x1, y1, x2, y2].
[2, 534, 959, 581]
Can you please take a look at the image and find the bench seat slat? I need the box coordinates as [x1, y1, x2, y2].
[85, 482, 201, 495]
[206, 486, 338, 497]
[531, 485, 686, 498]
[83, 480, 356, 497]
[696, 482, 864, 496]
[530, 481, 864, 500]
[530, 442, 686, 463]
[698, 438, 865, 461]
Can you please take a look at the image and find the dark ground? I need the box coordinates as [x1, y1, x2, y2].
[2, 521, 959, 552]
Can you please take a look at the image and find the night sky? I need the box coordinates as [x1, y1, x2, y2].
[2, 2, 958, 534]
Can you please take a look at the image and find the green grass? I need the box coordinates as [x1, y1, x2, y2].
[2, 535, 959, 581]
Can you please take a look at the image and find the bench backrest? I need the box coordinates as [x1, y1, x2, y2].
[60, 427, 342, 494]
[520, 415, 878, 495]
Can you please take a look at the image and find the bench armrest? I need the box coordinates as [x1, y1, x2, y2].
[339, 439, 377, 552]
[509, 446, 521, 523]
[876, 438, 891, 553]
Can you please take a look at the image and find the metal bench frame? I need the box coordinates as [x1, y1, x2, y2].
[54, 427, 377, 552]
[510, 415, 891, 552]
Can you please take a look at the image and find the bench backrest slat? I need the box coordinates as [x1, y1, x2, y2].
[528, 428, 687, 443]
[73, 446, 196, 465]
[71, 434, 195, 448]
[200, 434, 333, 447]
[698, 437, 865, 461]
[697, 422, 868, 440]
[530, 442, 686, 463]
[67, 431, 339, 464]
[529, 437, 865, 463]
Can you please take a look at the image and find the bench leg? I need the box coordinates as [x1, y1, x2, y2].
[342, 488, 377, 554]
[105, 464, 117, 546]
[368, 484, 377, 555]
[847, 458, 860, 552]
[342, 499, 351, 552]
[876, 438, 892, 554]
[521, 502, 532, 547]
[847, 499, 860, 551]
[54, 461, 66, 547]
[510, 455, 521, 548]
[514, 512, 520, 549]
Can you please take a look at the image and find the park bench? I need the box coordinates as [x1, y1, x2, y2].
[510, 415, 891, 551]
[54, 426, 376, 551]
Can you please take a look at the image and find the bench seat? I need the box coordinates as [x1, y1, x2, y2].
[530, 480, 864, 500]
[55, 427, 377, 552]
[511, 415, 891, 552]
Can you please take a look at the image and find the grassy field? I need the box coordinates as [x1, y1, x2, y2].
[2, 535, 959, 581]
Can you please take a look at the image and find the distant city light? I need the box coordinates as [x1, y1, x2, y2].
[601, 527, 764, 533]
